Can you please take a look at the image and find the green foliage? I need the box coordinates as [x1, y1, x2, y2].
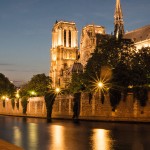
[109, 88, 122, 111]
[44, 92, 56, 119]
[16, 99, 19, 110]
[84, 36, 135, 88]
[21, 97, 28, 114]
[11, 99, 15, 109]
[0, 73, 16, 98]
[88, 92, 93, 104]
[68, 73, 85, 94]
[68, 35, 150, 108]
[100, 91, 105, 104]
[133, 87, 148, 107]
[72, 92, 81, 119]
[2, 100, 5, 108]
[19, 74, 52, 97]
[129, 47, 150, 86]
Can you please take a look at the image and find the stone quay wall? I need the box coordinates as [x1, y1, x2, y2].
[0, 92, 150, 122]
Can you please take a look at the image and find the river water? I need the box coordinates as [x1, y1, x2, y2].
[0, 115, 150, 150]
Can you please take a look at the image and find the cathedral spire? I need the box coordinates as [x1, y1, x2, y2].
[114, 0, 124, 39]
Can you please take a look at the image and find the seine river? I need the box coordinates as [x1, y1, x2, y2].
[0, 115, 150, 150]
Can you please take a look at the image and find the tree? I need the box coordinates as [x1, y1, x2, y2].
[69, 35, 150, 109]
[81, 36, 134, 97]
[0, 73, 16, 98]
[67, 73, 85, 94]
[21, 96, 28, 114]
[19, 73, 52, 97]
[44, 92, 56, 120]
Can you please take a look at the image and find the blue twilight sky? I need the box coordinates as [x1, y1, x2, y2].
[0, 0, 150, 86]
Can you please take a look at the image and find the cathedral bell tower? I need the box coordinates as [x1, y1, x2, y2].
[114, 0, 124, 39]
[50, 21, 78, 88]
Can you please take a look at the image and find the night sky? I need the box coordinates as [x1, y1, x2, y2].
[0, 0, 149, 86]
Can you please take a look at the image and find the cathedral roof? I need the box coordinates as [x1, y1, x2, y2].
[124, 25, 150, 43]
[69, 62, 83, 74]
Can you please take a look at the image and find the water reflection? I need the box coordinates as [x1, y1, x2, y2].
[28, 123, 38, 150]
[48, 125, 65, 150]
[13, 126, 22, 146]
[1, 116, 150, 150]
[91, 129, 113, 150]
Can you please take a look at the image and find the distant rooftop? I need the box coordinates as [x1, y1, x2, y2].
[69, 62, 83, 73]
[124, 25, 150, 43]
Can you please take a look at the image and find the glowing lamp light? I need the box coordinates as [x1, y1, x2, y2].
[30, 91, 37, 96]
[55, 87, 60, 94]
[16, 93, 20, 98]
[1, 96, 9, 100]
[98, 82, 103, 88]
[2, 96, 6, 100]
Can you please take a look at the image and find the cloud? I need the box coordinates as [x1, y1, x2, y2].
[0, 67, 46, 73]
[0, 63, 13, 66]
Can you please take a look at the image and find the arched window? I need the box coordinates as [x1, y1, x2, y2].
[69, 30, 71, 47]
[64, 30, 66, 47]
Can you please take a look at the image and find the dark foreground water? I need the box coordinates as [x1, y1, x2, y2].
[0, 116, 150, 150]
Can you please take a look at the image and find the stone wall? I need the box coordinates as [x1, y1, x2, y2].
[0, 92, 150, 122]
[0, 97, 47, 117]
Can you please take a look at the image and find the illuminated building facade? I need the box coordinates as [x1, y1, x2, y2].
[50, 21, 78, 88]
[50, 0, 150, 88]
[79, 25, 105, 66]
[124, 25, 150, 49]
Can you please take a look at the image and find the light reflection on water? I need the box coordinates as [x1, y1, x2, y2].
[13, 126, 22, 146]
[0, 116, 150, 150]
[48, 125, 65, 150]
[91, 129, 113, 150]
[28, 123, 38, 150]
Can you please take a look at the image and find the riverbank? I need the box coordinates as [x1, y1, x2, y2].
[1, 114, 150, 124]
[0, 139, 23, 150]
[0, 92, 150, 123]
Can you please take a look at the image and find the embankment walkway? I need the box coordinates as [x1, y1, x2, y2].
[0, 139, 23, 150]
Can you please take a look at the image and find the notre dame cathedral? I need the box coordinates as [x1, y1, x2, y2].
[50, 0, 150, 88]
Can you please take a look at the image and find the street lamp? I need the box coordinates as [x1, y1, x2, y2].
[2, 96, 6, 100]
[55, 87, 61, 94]
[1, 96, 9, 100]
[16, 93, 20, 98]
[15, 89, 20, 98]
[97, 81, 103, 89]
[30, 91, 37, 97]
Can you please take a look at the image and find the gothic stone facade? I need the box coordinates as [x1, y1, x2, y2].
[50, 21, 78, 88]
[50, 21, 150, 88]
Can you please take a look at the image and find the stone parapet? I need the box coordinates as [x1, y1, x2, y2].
[0, 92, 150, 122]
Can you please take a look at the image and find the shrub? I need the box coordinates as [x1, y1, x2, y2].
[21, 97, 28, 114]
[11, 99, 15, 109]
[44, 92, 56, 120]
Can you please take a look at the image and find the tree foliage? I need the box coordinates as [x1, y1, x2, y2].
[67, 73, 85, 94]
[44, 92, 56, 120]
[19, 73, 52, 97]
[11, 99, 15, 109]
[0, 73, 16, 98]
[72, 92, 81, 119]
[68, 35, 150, 108]
[21, 96, 28, 114]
